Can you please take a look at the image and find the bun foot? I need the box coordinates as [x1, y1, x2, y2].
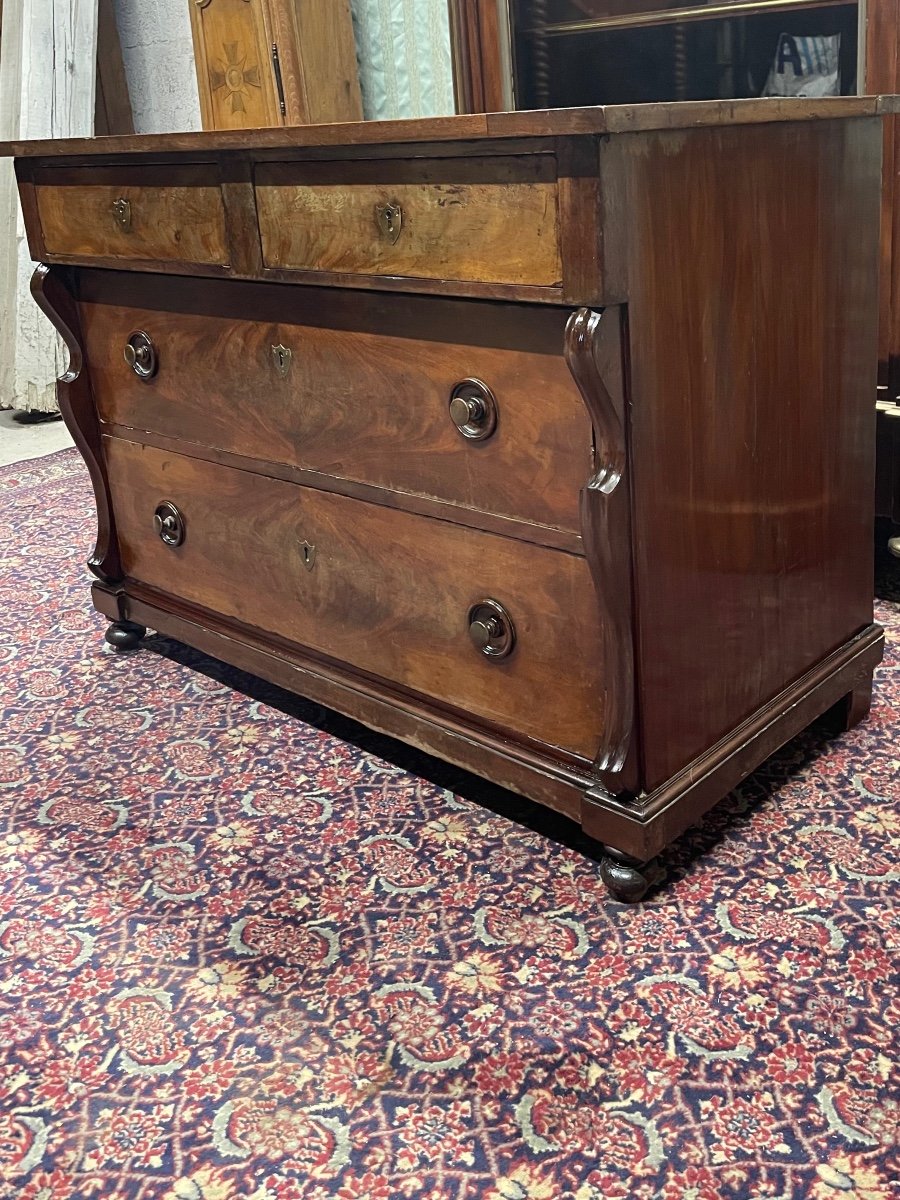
[104, 620, 147, 651]
[599, 848, 665, 903]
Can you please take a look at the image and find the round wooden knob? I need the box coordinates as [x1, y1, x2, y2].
[468, 599, 515, 659]
[124, 331, 157, 380]
[450, 379, 497, 440]
[153, 501, 185, 547]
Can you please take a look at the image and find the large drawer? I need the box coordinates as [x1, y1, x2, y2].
[81, 278, 592, 537]
[104, 438, 606, 760]
[254, 157, 562, 288]
[34, 165, 229, 267]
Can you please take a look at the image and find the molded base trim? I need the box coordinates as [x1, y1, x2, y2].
[93, 581, 591, 821]
[583, 624, 884, 859]
[92, 580, 882, 865]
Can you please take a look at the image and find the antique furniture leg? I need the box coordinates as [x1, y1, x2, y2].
[599, 847, 666, 904]
[831, 671, 875, 732]
[104, 621, 147, 651]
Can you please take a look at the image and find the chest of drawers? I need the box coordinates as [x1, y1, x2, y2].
[5, 100, 890, 899]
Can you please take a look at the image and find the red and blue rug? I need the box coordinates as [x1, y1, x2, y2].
[1, 449, 898, 1200]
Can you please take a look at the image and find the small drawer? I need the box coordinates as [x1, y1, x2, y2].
[80, 276, 593, 536]
[255, 157, 562, 288]
[33, 165, 229, 267]
[104, 438, 606, 760]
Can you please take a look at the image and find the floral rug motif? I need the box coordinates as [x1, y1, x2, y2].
[0, 449, 898, 1200]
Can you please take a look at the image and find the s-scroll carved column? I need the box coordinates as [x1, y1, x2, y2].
[565, 306, 635, 779]
[31, 264, 121, 583]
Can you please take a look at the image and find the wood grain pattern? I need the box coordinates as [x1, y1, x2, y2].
[448, 0, 512, 114]
[101, 427, 583, 554]
[255, 158, 561, 286]
[282, 0, 362, 125]
[35, 173, 229, 266]
[104, 437, 607, 760]
[256, 268, 564, 304]
[612, 119, 881, 790]
[556, 137, 606, 304]
[14, 164, 47, 261]
[217, 155, 264, 276]
[2, 98, 894, 160]
[94, 0, 134, 137]
[78, 279, 591, 534]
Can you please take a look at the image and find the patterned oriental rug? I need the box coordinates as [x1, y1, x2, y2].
[0, 449, 898, 1200]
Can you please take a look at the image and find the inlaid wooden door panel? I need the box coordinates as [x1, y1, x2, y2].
[79, 276, 592, 535]
[104, 438, 606, 759]
[189, 0, 283, 131]
[188, 0, 362, 131]
[255, 157, 562, 286]
[34, 166, 229, 266]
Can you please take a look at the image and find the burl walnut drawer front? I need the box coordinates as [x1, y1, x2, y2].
[104, 438, 606, 759]
[255, 158, 562, 287]
[81, 281, 592, 535]
[33, 166, 229, 267]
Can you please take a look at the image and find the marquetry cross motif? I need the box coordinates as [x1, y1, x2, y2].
[210, 42, 261, 114]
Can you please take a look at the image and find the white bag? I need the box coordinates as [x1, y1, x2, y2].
[763, 34, 841, 98]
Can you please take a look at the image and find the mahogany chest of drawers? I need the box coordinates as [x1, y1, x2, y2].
[5, 100, 890, 899]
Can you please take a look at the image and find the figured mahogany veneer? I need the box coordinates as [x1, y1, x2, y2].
[254, 157, 562, 287]
[105, 437, 606, 758]
[33, 165, 229, 267]
[77, 273, 592, 537]
[8, 100, 889, 899]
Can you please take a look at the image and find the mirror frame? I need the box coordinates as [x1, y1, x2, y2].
[447, 0, 516, 113]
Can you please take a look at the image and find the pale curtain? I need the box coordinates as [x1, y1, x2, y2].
[350, 0, 455, 121]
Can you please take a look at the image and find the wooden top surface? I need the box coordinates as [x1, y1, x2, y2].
[2, 97, 898, 159]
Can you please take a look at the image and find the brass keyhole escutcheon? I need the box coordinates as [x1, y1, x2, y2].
[112, 197, 132, 231]
[124, 331, 158, 380]
[375, 201, 403, 244]
[468, 599, 515, 660]
[153, 501, 186, 547]
[299, 540, 316, 571]
[449, 379, 497, 441]
[271, 344, 292, 377]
